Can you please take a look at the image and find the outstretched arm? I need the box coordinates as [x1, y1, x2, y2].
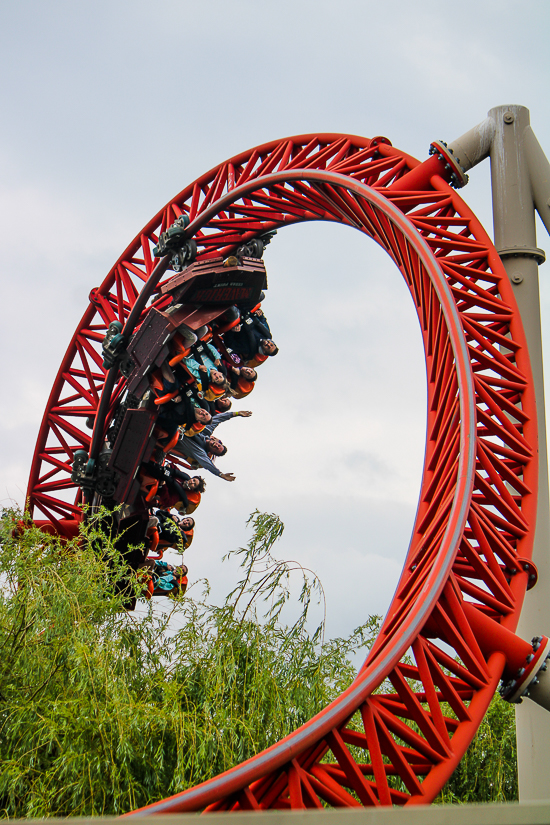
[205, 409, 247, 434]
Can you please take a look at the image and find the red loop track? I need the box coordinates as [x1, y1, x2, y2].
[26, 134, 537, 809]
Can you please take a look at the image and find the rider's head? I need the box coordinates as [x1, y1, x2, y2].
[206, 436, 227, 457]
[185, 476, 206, 493]
[210, 369, 226, 386]
[260, 339, 278, 356]
[215, 397, 232, 413]
[194, 406, 212, 424]
[239, 367, 257, 382]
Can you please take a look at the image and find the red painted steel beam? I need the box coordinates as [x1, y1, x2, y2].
[24, 134, 541, 810]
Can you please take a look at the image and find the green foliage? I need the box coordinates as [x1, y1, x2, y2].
[0, 508, 519, 816]
[0, 508, 377, 817]
[438, 693, 518, 803]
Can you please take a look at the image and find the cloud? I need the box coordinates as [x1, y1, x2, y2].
[339, 449, 396, 482]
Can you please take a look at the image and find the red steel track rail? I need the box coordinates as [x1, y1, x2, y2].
[26, 134, 538, 808]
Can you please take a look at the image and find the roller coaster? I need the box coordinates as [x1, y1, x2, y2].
[25, 108, 550, 811]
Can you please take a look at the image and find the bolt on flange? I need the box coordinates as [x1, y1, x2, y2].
[429, 140, 469, 189]
[500, 635, 550, 704]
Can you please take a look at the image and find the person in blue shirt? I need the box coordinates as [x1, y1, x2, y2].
[171, 410, 252, 481]
[151, 559, 188, 597]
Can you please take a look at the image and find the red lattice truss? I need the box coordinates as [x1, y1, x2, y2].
[27, 134, 537, 809]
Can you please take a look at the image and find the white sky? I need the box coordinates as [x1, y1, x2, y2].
[0, 0, 549, 640]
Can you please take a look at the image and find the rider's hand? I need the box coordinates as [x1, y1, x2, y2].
[220, 472, 236, 482]
[238, 410, 252, 417]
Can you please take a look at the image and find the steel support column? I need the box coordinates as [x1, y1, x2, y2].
[451, 105, 550, 802]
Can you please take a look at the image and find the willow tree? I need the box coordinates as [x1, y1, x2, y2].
[0, 508, 516, 817]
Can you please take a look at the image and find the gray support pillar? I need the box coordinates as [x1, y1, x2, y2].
[450, 105, 550, 800]
[524, 126, 550, 238]
[487, 105, 550, 802]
